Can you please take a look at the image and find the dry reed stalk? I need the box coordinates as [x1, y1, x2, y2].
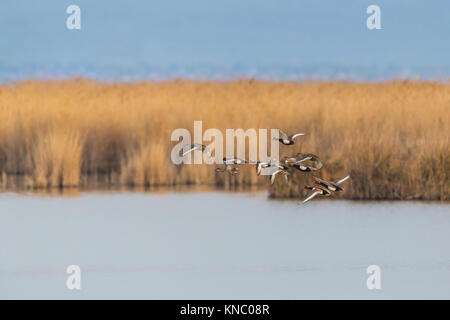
[0, 79, 447, 199]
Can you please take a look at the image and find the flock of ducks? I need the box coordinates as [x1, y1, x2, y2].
[183, 129, 350, 203]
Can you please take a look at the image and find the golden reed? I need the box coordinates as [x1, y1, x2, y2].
[0, 79, 448, 200]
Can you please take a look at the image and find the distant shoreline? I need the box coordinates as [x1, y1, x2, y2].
[1, 71, 449, 85]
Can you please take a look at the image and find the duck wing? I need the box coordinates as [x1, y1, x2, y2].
[234, 158, 247, 164]
[288, 133, 305, 140]
[256, 162, 262, 175]
[295, 156, 312, 164]
[182, 145, 197, 156]
[277, 129, 289, 141]
[223, 158, 236, 165]
[314, 176, 333, 187]
[333, 175, 350, 185]
[258, 162, 273, 175]
[270, 170, 283, 185]
[296, 153, 319, 161]
[182, 143, 204, 156]
[256, 162, 266, 175]
[302, 191, 320, 203]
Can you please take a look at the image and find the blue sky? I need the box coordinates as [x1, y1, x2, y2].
[0, 0, 448, 80]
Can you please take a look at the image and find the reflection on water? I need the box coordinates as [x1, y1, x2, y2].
[0, 183, 266, 198]
[0, 191, 449, 299]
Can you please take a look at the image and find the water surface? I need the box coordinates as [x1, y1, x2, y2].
[0, 192, 449, 299]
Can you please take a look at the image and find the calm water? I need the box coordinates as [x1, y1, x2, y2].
[0, 0, 449, 82]
[0, 191, 449, 299]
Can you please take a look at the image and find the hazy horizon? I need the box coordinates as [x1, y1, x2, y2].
[1, 0, 449, 82]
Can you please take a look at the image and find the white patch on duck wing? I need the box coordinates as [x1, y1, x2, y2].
[256, 164, 262, 176]
[223, 158, 236, 165]
[294, 164, 309, 171]
[256, 162, 266, 175]
[270, 170, 283, 185]
[302, 191, 320, 203]
[234, 158, 247, 164]
[288, 133, 305, 140]
[295, 156, 312, 164]
[182, 143, 204, 156]
[334, 175, 350, 185]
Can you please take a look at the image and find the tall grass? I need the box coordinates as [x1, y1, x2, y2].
[0, 79, 448, 200]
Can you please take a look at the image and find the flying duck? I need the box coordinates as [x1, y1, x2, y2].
[273, 129, 305, 145]
[254, 161, 271, 176]
[293, 153, 323, 172]
[281, 156, 312, 167]
[313, 175, 350, 192]
[302, 186, 331, 203]
[270, 165, 290, 185]
[182, 143, 211, 158]
[223, 158, 247, 165]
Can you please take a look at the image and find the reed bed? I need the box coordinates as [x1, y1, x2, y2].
[0, 79, 448, 200]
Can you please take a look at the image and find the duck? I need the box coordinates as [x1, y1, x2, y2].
[215, 164, 240, 176]
[254, 161, 271, 176]
[313, 175, 350, 192]
[270, 165, 290, 185]
[281, 156, 312, 167]
[293, 153, 323, 172]
[280, 157, 300, 166]
[273, 129, 305, 145]
[279, 156, 312, 172]
[182, 143, 211, 158]
[223, 157, 247, 165]
[302, 185, 331, 203]
[249, 159, 278, 176]
[296, 153, 320, 162]
[293, 163, 314, 172]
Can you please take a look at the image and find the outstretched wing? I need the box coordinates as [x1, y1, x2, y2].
[182, 145, 198, 156]
[277, 129, 289, 141]
[223, 158, 234, 165]
[270, 170, 282, 185]
[296, 156, 312, 164]
[256, 162, 264, 175]
[234, 158, 247, 164]
[302, 191, 320, 203]
[225, 158, 247, 164]
[182, 143, 203, 156]
[288, 133, 305, 140]
[334, 175, 350, 185]
[314, 176, 332, 186]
